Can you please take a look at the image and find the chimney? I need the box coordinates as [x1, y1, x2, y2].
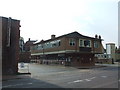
[99, 35, 101, 39]
[28, 38, 30, 41]
[51, 34, 56, 39]
[95, 34, 98, 38]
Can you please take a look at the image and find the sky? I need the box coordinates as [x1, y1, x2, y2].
[0, 0, 119, 48]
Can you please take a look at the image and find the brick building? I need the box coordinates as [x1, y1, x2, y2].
[31, 31, 104, 67]
[24, 38, 36, 52]
[0, 16, 20, 75]
[19, 38, 36, 63]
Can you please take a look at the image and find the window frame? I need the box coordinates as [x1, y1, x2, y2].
[69, 38, 76, 46]
[79, 39, 91, 47]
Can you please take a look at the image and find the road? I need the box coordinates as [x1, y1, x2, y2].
[2, 63, 120, 89]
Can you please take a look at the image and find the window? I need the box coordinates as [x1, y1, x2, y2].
[84, 40, 91, 47]
[79, 39, 91, 47]
[69, 38, 75, 46]
[58, 41, 61, 46]
[94, 41, 99, 48]
[52, 43, 57, 47]
[38, 44, 42, 50]
[80, 40, 83, 47]
[51, 40, 61, 47]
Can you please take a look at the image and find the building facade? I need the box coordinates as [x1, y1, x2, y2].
[19, 36, 24, 52]
[115, 48, 120, 61]
[95, 43, 120, 63]
[106, 43, 116, 60]
[0, 16, 20, 75]
[19, 38, 36, 63]
[31, 32, 104, 67]
[24, 38, 36, 52]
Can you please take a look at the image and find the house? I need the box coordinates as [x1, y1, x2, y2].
[30, 31, 104, 67]
[24, 38, 37, 52]
[0, 16, 20, 75]
[95, 43, 120, 63]
[19, 38, 36, 63]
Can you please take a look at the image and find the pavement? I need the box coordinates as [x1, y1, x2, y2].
[2, 62, 119, 81]
[95, 62, 119, 67]
[2, 74, 31, 81]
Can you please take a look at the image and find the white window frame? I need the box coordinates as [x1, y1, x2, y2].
[79, 39, 91, 47]
[69, 38, 75, 46]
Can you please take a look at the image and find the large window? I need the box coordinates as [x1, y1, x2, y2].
[33, 40, 61, 50]
[79, 39, 91, 47]
[69, 39, 75, 46]
[84, 40, 91, 47]
[51, 40, 61, 47]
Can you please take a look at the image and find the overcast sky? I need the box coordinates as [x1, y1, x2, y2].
[0, 0, 119, 48]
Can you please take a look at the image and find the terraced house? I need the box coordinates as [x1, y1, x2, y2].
[30, 31, 104, 67]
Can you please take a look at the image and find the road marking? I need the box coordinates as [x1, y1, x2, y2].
[68, 77, 96, 84]
[68, 80, 83, 84]
[74, 80, 83, 83]
[85, 79, 91, 82]
[101, 76, 107, 78]
[79, 70, 90, 72]
[2, 83, 33, 88]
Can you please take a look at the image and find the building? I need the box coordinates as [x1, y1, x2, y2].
[115, 48, 120, 61]
[0, 16, 20, 75]
[19, 36, 24, 52]
[19, 38, 36, 63]
[24, 38, 36, 52]
[95, 43, 120, 63]
[31, 31, 104, 67]
[95, 43, 115, 63]
[106, 43, 115, 60]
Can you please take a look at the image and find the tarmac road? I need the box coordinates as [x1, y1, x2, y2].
[2, 63, 120, 89]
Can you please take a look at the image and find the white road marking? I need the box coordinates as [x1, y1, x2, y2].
[68, 80, 83, 84]
[3, 83, 33, 88]
[101, 76, 107, 78]
[68, 77, 96, 84]
[85, 79, 91, 82]
[73, 80, 83, 83]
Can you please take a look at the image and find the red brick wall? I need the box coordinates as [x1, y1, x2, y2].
[2, 17, 20, 75]
[19, 52, 31, 63]
[66, 53, 95, 67]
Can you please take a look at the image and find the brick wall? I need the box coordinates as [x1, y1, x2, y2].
[0, 17, 2, 78]
[19, 52, 31, 63]
[2, 17, 20, 75]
